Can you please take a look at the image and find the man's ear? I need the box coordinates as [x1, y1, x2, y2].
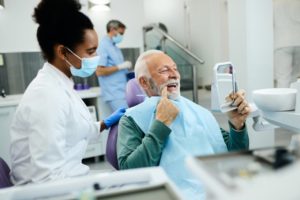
[55, 45, 67, 61]
[138, 76, 148, 90]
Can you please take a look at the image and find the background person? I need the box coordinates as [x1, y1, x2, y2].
[96, 20, 132, 112]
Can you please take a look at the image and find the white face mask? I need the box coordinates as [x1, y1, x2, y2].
[65, 47, 99, 78]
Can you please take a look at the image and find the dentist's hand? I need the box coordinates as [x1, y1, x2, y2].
[103, 107, 126, 129]
[226, 89, 251, 130]
[117, 61, 132, 70]
[156, 87, 179, 126]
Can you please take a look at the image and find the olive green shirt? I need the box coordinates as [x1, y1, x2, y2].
[117, 115, 249, 169]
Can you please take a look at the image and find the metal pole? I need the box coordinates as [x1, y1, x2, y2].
[142, 27, 147, 51]
[192, 65, 198, 103]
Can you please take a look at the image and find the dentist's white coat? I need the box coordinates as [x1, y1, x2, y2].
[10, 62, 100, 185]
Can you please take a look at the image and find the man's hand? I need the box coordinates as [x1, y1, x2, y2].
[226, 89, 251, 130]
[156, 87, 179, 126]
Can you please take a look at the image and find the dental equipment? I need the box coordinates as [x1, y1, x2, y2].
[211, 62, 277, 131]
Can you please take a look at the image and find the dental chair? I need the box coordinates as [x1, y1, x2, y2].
[106, 78, 146, 169]
[0, 157, 13, 189]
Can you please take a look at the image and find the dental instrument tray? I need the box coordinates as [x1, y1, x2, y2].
[186, 147, 296, 191]
[0, 167, 184, 200]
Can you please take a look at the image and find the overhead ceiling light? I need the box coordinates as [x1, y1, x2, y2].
[88, 0, 110, 12]
[89, 0, 110, 5]
[90, 4, 110, 12]
[0, 0, 5, 10]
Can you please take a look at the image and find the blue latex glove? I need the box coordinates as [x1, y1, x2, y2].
[103, 107, 126, 128]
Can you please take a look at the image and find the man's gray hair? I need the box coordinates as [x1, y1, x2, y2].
[106, 20, 126, 33]
[134, 50, 164, 80]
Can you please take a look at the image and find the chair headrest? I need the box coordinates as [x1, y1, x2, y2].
[0, 157, 13, 188]
[126, 78, 146, 107]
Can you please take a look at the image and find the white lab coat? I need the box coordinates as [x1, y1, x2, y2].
[10, 62, 100, 185]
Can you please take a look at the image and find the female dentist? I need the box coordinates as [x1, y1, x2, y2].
[9, 0, 124, 185]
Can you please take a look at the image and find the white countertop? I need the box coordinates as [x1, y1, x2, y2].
[0, 87, 101, 108]
[76, 87, 100, 99]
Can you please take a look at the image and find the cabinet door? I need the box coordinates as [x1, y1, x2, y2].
[97, 97, 111, 155]
[0, 106, 16, 166]
[83, 98, 106, 158]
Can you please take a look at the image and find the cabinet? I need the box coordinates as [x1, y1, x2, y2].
[81, 93, 111, 158]
[97, 97, 111, 155]
[67, 87, 108, 159]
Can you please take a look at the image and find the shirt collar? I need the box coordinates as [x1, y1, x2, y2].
[105, 35, 116, 45]
[44, 62, 74, 90]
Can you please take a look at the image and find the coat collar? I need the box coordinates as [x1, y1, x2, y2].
[43, 62, 74, 91]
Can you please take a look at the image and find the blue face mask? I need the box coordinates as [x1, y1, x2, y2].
[112, 33, 123, 44]
[65, 48, 99, 78]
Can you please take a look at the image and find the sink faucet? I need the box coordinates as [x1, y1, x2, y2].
[1, 88, 6, 98]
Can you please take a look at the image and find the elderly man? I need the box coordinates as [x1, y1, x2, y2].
[117, 50, 250, 199]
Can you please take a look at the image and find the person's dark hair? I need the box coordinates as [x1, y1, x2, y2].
[106, 20, 126, 33]
[33, 0, 94, 61]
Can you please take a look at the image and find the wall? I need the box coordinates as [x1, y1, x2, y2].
[0, 0, 145, 53]
[189, 0, 229, 86]
[143, 0, 186, 46]
[86, 0, 145, 51]
[0, 0, 40, 52]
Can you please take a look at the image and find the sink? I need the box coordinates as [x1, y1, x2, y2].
[253, 88, 297, 112]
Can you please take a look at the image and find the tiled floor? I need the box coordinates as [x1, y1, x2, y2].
[86, 89, 297, 170]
